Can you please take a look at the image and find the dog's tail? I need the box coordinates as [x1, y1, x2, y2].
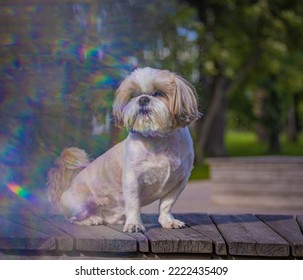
[46, 147, 90, 208]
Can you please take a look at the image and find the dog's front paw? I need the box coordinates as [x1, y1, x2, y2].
[159, 217, 186, 229]
[68, 215, 103, 226]
[123, 223, 146, 233]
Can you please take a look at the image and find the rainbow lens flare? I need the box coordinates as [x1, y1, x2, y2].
[7, 183, 35, 202]
[0, 0, 168, 212]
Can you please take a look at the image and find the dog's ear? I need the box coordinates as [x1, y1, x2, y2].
[172, 75, 200, 127]
[112, 78, 132, 128]
[112, 90, 124, 128]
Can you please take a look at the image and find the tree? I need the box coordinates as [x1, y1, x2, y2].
[185, 0, 303, 160]
[240, 1, 303, 152]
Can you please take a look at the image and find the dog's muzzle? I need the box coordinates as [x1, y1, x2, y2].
[138, 96, 150, 107]
[138, 96, 151, 115]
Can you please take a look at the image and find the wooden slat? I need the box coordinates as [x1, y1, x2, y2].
[43, 215, 137, 253]
[176, 213, 227, 255]
[107, 224, 149, 253]
[2, 212, 301, 257]
[297, 215, 303, 232]
[257, 215, 303, 257]
[142, 214, 212, 254]
[5, 211, 73, 251]
[210, 214, 289, 257]
[0, 216, 55, 250]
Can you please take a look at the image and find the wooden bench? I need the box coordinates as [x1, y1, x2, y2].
[1, 211, 303, 259]
[206, 156, 303, 210]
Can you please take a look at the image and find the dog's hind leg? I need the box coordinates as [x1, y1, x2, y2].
[60, 183, 104, 226]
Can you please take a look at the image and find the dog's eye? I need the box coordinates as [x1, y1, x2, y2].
[152, 91, 165, 97]
[131, 91, 139, 98]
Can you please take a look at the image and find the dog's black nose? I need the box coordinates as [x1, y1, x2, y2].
[139, 96, 150, 106]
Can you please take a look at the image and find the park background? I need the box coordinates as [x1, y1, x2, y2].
[0, 0, 303, 211]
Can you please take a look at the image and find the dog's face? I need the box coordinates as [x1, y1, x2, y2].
[113, 67, 199, 136]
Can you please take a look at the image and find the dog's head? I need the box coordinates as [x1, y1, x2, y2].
[113, 67, 200, 136]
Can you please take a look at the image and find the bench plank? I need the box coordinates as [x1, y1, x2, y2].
[107, 224, 149, 253]
[5, 211, 73, 251]
[142, 214, 212, 254]
[176, 213, 227, 255]
[210, 214, 289, 257]
[296, 215, 303, 232]
[257, 215, 303, 257]
[43, 215, 137, 253]
[0, 216, 55, 250]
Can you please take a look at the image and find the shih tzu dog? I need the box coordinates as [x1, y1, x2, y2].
[46, 67, 200, 233]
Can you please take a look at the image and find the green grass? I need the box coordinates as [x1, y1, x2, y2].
[226, 131, 268, 157]
[189, 130, 303, 180]
[280, 134, 303, 156]
[226, 130, 303, 156]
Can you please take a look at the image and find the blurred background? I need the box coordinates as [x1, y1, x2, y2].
[1, 0, 303, 211]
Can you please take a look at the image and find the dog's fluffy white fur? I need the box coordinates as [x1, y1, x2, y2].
[46, 67, 199, 232]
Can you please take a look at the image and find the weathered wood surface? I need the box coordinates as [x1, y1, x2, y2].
[1, 213, 303, 258]
[210, 214, 289, 257]
[257, 215, 303, 257]
[0, 216, 56, 250]
[176, 213, 227, 255]
[42, 215, 137, 253]
[107, 224, 149, 253]
[5, 210, 73, 251]
[142, 214, 212, 254]
[296, 215, 303, 233]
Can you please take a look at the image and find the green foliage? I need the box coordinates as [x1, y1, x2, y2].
[189, 164, 209, 180]
[142, 1, 201, 80]
[228, 89, 255, 130]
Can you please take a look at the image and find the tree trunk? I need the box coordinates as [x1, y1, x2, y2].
[195, 74, 229, 164]
[255, 88, 268, 142]
[204, 90, 228, 157]
[286, 93, 300, 143]
[255, 86, 283, 154]
[269, 128, 281, 153]
[266, 90, 282, 153]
